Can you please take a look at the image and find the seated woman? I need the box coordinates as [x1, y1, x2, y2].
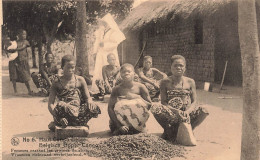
[48, 55, 101, 131]
[31, 53, 60, 96]
[96, 53, 120, 96]
[137, 56, 167, 100]
[108, 63, 152, 135]
[151, 55, 209, 142]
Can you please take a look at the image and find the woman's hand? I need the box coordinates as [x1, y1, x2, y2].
[173, 109, 188, 122]
[152, 82, 160, 89]
[87, 99, 97, 111]
[7, 49, 16, 53]
[119, 126, 129, 134]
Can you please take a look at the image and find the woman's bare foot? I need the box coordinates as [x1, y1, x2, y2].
[60, 118, 68, 128]
[48, 121, 56, 132]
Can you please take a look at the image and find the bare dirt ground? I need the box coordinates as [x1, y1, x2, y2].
[1, 58, 243, 160]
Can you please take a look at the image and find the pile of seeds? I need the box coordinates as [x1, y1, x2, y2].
[79, 133, 186, 160]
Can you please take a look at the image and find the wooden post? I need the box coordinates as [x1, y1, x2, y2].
[238, 0, 260, 159]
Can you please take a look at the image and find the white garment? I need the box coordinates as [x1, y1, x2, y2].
[7, 41, 18, 61]
[91, 14, 126, 93]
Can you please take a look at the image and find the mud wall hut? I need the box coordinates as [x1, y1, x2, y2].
[118, 0, 260, 86]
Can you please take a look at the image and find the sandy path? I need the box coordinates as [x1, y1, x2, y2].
[1, 60, 243, 160]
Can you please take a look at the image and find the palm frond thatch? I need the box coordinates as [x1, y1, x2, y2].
[120, 0, 235, 31]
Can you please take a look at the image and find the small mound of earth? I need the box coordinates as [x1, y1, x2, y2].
[79, 133, 186, 160]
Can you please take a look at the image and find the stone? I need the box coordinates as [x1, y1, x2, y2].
[55, 126, 89, 140]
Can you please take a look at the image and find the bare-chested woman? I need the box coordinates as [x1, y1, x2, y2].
[48, 55, 101, 131]
[137, 56, 167, 100]
[151, 55, 209, 141]
[108, 64, 152, 135]
[96, 53, 120, 95]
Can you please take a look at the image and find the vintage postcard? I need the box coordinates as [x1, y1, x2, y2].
[1, 0, 257, 160]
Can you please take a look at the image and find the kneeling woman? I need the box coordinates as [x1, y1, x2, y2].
[108, 64, 152, 135]
[31, 53, 60, 96]
[151, 55, 209, 141]
[48, 55, 101, 130]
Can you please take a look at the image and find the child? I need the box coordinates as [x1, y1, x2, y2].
[48, 55, 101, 130]
[108, 63, 152, 135]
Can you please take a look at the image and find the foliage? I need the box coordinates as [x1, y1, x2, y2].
[3, 0, 133, 42]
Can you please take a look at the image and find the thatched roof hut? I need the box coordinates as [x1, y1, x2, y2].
[118, 0, 260, 86]
[120, 0, 237, 31]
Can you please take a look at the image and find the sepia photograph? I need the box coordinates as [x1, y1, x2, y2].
[1, 0, 259, 160]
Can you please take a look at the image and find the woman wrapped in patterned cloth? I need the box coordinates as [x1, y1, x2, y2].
[137, 56, 167, 100]
[48, 55, 101, 131]
[95, 53, 120, 96]
[108, 64, 152, 135]
[31, 53, 60, 96]
[151, 55, 209, 141]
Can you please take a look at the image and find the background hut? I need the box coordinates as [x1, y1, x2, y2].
[118, 0, 260, 86]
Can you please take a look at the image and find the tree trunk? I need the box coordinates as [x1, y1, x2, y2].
[75, 0, 89, 76]
[37, 39, 44, 72]
[31, 45, 37, 68]
[238, 0, 260, 159]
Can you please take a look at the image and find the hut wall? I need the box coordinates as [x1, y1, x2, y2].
[118, 31, 140, 66]
[141, 18, 215, 82]
[214, 2, 242, 86]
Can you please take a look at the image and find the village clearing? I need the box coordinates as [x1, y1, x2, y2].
[1, 59, 242, 160]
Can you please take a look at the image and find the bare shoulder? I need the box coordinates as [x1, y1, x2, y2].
[183, 76, 195, 85]
[161, 76, 171, 85]
[51, 78, 60, 90]
[151, 67, 160, 72]
[133, 81, 145, 87]
[76, 75, 86, 84]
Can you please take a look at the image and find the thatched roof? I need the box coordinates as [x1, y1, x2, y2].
[120, 0, 236, 31]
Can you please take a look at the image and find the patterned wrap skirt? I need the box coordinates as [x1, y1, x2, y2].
[32, 73, 59, 95]
[151, 103, 209, 140]
[109, 98, 150, 134]
[53, 101, 101, 126]
[142, 79, 161, 99]
[9, 59, 31, 83]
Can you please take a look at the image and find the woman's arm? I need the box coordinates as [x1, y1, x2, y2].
[102, 66, 112, 92]
[48, 82, 57, 116]
[78, 76, 93, 104]
[40, 64, 51, 86]
[140, 84, 152, 109]
[137, 68, 158, 87]
[108, 87, 122, 128]
[112, 68, 120, 86]
[16, 40, 30, 51]
[186, 78, 197, 114]
[152, 68, 167, 79]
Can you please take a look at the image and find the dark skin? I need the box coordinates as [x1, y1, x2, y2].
[108, 65, 152, 134]
[6, 31, 32, 94]
[160, 59, 197, 121]
[48, 60, 96, 126]
[40, 54, 59, 86]
[102, 54, 120, 93]
[137, 58, 167, 89]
